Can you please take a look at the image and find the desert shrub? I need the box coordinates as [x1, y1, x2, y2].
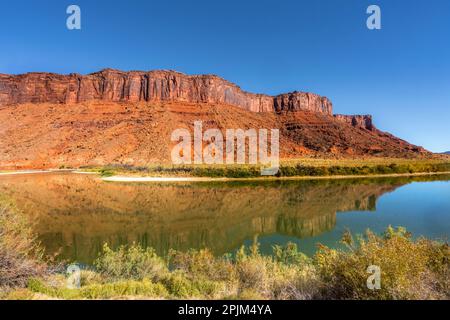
[314, 226, 450, 300]
[9, 226, 448, 300]
[161, 272, 195, 298]
[99, 168, 115, 177]
[92, 159, 450, 179]
[160, 272, 225, 298]
[167, 249, 237, 298]
[28, 277, 168, 300]
[273, 242, 310, 266]
[191, 278, 226, 298]
[79, 279, 168, 299]
[278, 165, 298, 177]
[3, 288, 35, 300]
[268, 262, 320, 300]
[275, 161, 450, 178]
[79, 270, 104, 287]
[233, 289, 265, 300]
[94, 243, 168, 281]
[191, 166, 261, 178]
[269, 244, 320, 299]
[235, 247, 269, 295]
[234, 242, 320, 300]
[0, 199, 48, 289]
[169, 249, 234, 282]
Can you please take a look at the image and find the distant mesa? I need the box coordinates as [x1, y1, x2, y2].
[0, 69, 332, 114]
[0, 69, 432, 169]
[0, 68, 387, 132]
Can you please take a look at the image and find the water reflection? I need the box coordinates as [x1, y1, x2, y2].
[0, 173, 448, 263]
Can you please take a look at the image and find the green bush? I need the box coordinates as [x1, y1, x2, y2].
[159, 272, 224, 298]
[0, 199, 48, 289]
[314, 226, 449, 299]
[169, 249, 234, 282]
[91, 159, 450, 179]
[28, 277, 168, 300]
[8, 226, 449, 300]
[161, 273, 195, 297]
[273, 243, 310, 266]
[233, 243, 320, 300]
[94, 243, 167, 281]
[99, 169, 115, 177]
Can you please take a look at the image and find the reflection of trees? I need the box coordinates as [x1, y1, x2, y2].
[0, 173, 443, 263]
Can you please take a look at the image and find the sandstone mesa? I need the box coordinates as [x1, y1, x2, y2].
[0, 69, 430, 169]
[0, 68, 376, 129]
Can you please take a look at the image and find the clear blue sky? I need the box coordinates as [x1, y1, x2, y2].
[1, 0, 449, 152]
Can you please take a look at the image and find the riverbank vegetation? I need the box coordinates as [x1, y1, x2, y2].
[1, 199, 448, 300]
[80, 158, 450, 179]
[0, 199, 48, 290]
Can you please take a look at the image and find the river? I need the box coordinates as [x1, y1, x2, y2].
[0, 172, 448, 264]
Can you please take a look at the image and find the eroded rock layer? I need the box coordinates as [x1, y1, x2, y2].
[334, 114, 374, 131]
[0, 69, 331, 114]
[0, 69, 431, 168]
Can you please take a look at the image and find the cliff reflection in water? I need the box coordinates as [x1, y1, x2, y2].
[0, 173, 424, 263]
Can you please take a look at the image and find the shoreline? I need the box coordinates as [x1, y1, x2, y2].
[100, 171, 450, 183]
[1, 169, 449, 182]
[0, 169, 74, 176]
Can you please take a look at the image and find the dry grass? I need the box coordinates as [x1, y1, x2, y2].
[0, 199, 48, 291]
[5, 227, 448, 300]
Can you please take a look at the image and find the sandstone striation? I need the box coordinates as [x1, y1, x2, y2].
[333, 114, 374, 131]
[0, 68, 431, 169]
[274, 91, 332, 114]
[0, 69, 331, 114]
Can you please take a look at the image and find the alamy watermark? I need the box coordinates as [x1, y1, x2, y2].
[171, 121, 280, 175]
[65, 4, 381, 30]
[66, 5, 81, 30]
[367, 5, 381, 30]
[66, 264, 81, 289]
[367, 265, 381, 290]
[65, 5, 381, 31]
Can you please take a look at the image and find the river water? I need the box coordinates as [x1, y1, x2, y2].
[0, 173, 448, 264]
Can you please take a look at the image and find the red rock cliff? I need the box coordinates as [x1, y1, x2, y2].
[274, 91, 332, 114]
[333, 114, 374, 131]
[0, 69, 333, 114]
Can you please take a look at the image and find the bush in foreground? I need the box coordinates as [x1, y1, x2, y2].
[2, 225, 449, 300]
[0, 199, 48, 291]
[94, 243, 167, 282]
[315, 227, 449, 299]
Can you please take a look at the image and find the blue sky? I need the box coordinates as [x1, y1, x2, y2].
[0, 0, 449, 152]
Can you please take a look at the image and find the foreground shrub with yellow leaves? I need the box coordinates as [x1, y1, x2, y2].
[2, 218, 448, 300]
[315, 226, 449, 299]
[0, 199, 48, 290]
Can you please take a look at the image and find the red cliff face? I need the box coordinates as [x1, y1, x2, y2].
[0, 69, 333, 114]
[0, 68, 385, 133]
[274, 92, 332, 114]
[333, 114, 374, 131]
[0, 69, 431, 169]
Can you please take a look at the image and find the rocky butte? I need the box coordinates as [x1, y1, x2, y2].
[0, 68, 375, 128]
[0, 69, 430, 169]
[0, 68, 333, 113]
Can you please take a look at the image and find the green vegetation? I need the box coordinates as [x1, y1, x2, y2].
[1, 195, 448, 300]
[315, 227, 449, 299]
[1, 219, 448, 300]
[0, 198, 48, 290]
[98, 168, 115, 177]
[81, 158, 450, 179]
